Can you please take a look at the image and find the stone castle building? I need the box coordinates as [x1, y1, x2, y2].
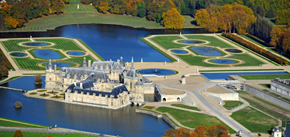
[45, 57, 154, 109]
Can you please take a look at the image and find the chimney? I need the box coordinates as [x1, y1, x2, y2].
[54, 64, 56, 72]
[88, 60, 91, 68]
[80, 82, 83, 89]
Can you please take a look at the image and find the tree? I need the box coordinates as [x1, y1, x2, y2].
[0, 14, 5, 30]
[231, 3, 256, 34]
[161, 8, 184, 29]
[257, 6, 265, 17]
[195, 8, 209, 28]
[218, 13, 231, 32]
[5, 16, 18, 29]
[189, 124, 207, 137]
[146, 1, 158, 21]
[81, 0, 90, 5]
[163, 128, 190, 137]
[137, 1, 146, 17]
[276, 8, 290, 25]
[266, 8, 276, 18]
[205, 16, 218, 33]
[98, 1, 110, 14]
[13, 130, 23, 137]
[207, 125, 229, 137]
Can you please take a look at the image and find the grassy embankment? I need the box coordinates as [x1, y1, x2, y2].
[156, 107, 236, 133]
[199, 69, 284, 72]
[7, 4, 197, 32]
[223, 101, 243, 110]
[0, 117, 45, 128]
[231, 106, 278, 132]
[235, 90, 290, 126]
[1, 38, 100, 70]
[146, 34, 266, 67]
[240, 74, 290, 80]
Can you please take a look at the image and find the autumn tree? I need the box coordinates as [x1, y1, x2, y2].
[13, 130, 23, 137]
[146, 1, 158, 21]
[163, 128, 190, 137]
[0, 14, 5, 30]
[161, 8, 184, 29]
[98, 1, 110, 14]
[189, 124, 207, 137]
[205, 16, 218, 33]
[5, 16, 18, 29]
[137, 1, 146, 17]
[195, 9, 210, 28]
[207, 125, 229, 137]
[218, 13, 231, 32]
[276, 8, 290, 25]
[231, 3, 256, 34]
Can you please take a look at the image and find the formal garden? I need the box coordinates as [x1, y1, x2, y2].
[143, 34, 279, 67]
[1, 37, 103, 70]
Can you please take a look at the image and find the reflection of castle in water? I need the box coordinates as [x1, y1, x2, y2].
[45, 57, 154, 109]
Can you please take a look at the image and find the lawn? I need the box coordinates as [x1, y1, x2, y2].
[149, 35, 184, 49]
[171, 104, 200, 111]
[223, 101, 243, 110]
[176, 54, 225, 67]
[184, 35, 233, 48]
[230, 54, 265, 66]
[156, 107, 235, 133]
[199, 69, 284, 72]
[240, 74, 290, 80]
[65, 3, 96, 12]
[2, 38, 102, 70]
[0, 117, 45, 128]
[231, 106, 278, 132]
[182, 16, 199, 28]
[0, 131, 94, 137]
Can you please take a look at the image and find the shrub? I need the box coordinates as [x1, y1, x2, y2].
[13, 130, 23, 137]
[222, 33, 287, 65]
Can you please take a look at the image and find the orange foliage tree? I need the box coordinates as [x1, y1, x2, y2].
[5, 16, 18, 29]
[98, 1, 110, 14]
[13, 130, 23, 137]
[195, 9, 210, 28]
[161, 8, 184, 29]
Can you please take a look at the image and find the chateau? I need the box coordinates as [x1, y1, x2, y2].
[45, 57, 154, 109]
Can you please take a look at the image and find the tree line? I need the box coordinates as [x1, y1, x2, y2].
[163, 124, 230, 137]
[0, 0, 66, 30]
[0, 49, 12, 80]
[270, 26, 290, 55]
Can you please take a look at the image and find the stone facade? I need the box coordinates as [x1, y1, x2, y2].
[271, 78, 290, 97]
[45, 57, 154, 109]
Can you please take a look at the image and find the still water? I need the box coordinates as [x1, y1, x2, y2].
[0, 24, 208, 62]
[0, 77, 170, 137]
[202, 71, 289, 79]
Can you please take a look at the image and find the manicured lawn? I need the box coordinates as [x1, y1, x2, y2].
[156, 107, 235, 133]
[0, 131, 94, 137]
[199, 69, 284, 72]
[149, 36, 184, 49]
[229, 54, 265, 66]
[143, 106, 155, 110]
[171, 104, 200, 111]
[34, 38, 84, 51]
[237, 91, 290, 126]
[183, 16, 199, 28]
[187, 46, 227, 56]
[2, 39, 30, 52]
[29, 92, 37, 95]
[0, 117, 45, 128]
[65, 4, 96, 12]
[184, 35, 233, 48]
[40, 93, 49, 97]
[13, 58, 44, 70]
[231, 106, 278, 132]
[176, 54, 225, 67]
[223, 101, 243, 110]
[240, 74, 290, 80]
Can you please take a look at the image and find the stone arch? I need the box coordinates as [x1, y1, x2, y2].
[177, 97, 180, 102]
[163, 98, 166, 102]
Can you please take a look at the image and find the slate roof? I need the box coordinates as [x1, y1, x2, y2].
[91, 61, 123, 72]
[64, 67, 109, 82]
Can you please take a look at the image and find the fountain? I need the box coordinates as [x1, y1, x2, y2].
[138, 69, 176, 75]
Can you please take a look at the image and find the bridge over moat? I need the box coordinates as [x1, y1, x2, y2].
[0, 86, 28, 92]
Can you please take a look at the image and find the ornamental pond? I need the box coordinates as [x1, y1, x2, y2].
[10, 52, 27, 57]
[33, 49, 62, 59]
[26, 42, 48, 46]
[171, 49, 188, 54]
[191, 47, 222, 56]
[138, 69, 176, 75]
[212, 59, 236, 64]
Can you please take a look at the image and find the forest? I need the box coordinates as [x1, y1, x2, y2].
[0, 49, 12, 80]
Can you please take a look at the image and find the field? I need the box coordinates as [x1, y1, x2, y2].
[144, 34, 269, 67]
[156, 107, 235, 133]
[231, 106, 278, 132]
[0, 117, 45, 128]
[171, 104, 200, 111]
[223, 101, 243, 110]
[240, 74, 290, 80]
[1, 38, 102, 70]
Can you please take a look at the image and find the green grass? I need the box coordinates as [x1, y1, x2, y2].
[240, 74, 290, 80]
[171, 104, 200, 111]
[35, 38, 84, 51]
[52, 95, 63, 98]
[40, 93, 49, 97]
[0, 131, 94, 137]
[0, 117, 46, 128]
[2, 39, 30, 52]
[149, 36, 184, 49]
[199, 69, 284, 72]
[218, 35, 279, 66]
[13, 57, 45, 70]
[223, 101, 243, 110]
[29, 92, 37, 95]
[184, 35, 233, 48]
[176, 54, 225, 67]
[140, 38, 176, 62]
[156, 107, 235, 133]
[182, 16, 199, 28]
[260, 84, 271, 88]
[37, 89, 47, 92]
[65, 4, 96, 12]
[66, 55, 95, 63]
[231, 106, 278, 132]
[229, 53, 265, 66]
[237, 91, 290, 126]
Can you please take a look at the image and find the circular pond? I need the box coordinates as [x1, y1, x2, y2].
[180, 40, 204, 44]
[212, 59, 236, 64]
[50, 62, 72, 67]
[171, 50, 187, 54]
[26, 42, 48, 46]
[138, 69, 176, 75]
[225, 49, 242, 53]
[10, 52, 27, 57]
[67, 51, 85, 56]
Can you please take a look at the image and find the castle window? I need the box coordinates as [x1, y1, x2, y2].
[111, 102, 113, 106]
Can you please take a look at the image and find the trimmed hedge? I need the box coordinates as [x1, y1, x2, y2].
[222, 33, 287, 65]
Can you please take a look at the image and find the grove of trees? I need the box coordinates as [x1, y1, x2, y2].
[162, 124, 230, 137]
[0, 0, 65, 30]
[0, 49, 12, 80]
[270, 27, 290, 54]
[195, 3, 256, 34]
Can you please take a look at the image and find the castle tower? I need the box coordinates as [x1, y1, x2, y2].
[124, 56, 138, 91]
[81, 57, 88, 68]
[45, 59, 56, 89]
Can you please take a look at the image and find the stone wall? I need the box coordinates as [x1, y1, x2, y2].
[271, 79, 290, 97]
[245, 84, 290, 110]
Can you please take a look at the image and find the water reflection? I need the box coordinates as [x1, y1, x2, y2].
[0, 77, 169, 137]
